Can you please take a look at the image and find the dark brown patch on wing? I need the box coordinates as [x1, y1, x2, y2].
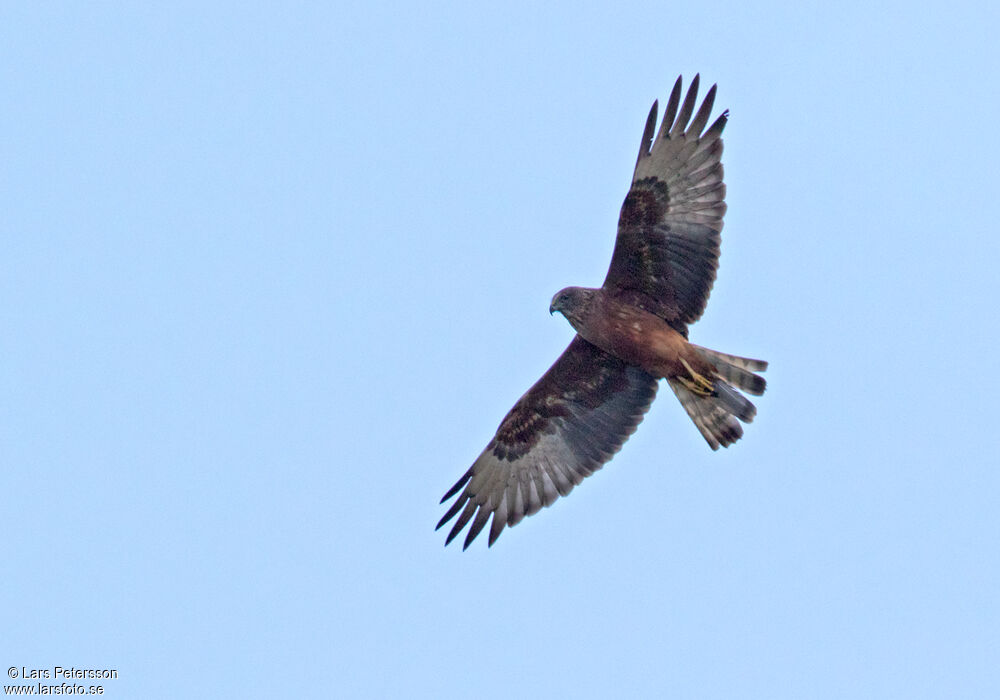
[604, 178, 683, 324]
[618, 184, 666, 228]
[438, 336, 658, 548]
[489, 407, 563, 462]
[489, 337, 638, 458]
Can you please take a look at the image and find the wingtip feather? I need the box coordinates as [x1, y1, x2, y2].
[440, 469, 471, 503]
[659, 76, 684, 140]
[669, 74, 700, 138]
[636, 99, 658, 168]
[688, 83, 718, 136]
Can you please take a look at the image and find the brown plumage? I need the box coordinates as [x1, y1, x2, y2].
[438, 75, 767, 549]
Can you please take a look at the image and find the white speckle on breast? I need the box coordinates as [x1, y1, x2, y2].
[632, 322, 642, 332]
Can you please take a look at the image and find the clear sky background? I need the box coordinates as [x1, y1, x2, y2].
[3, 2, 998, 698]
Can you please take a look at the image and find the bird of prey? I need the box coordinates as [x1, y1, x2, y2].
[438, 75, 767, 549]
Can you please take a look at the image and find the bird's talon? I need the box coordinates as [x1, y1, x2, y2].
[680, 358, 714, 396]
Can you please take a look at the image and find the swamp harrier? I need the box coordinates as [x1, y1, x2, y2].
[438, 76, 767, 549]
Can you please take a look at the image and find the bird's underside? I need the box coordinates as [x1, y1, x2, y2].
[438, 75, 768, 549]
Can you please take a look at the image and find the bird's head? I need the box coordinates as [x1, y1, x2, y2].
[549, 286, 594, 329]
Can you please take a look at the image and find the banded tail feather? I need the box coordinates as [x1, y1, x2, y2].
[670, 347, 767, 450]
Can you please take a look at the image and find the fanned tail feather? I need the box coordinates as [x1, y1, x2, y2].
[670, 347, 768, 450]
[713, 380, 756, 422]
[692, 345, 767, 395]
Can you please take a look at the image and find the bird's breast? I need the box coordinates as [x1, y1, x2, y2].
[576, 302, 692, 379]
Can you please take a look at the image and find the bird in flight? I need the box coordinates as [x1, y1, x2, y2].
[438, 76, 767, 549]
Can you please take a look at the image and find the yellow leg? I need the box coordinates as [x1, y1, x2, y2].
[679, 358, 714, 396]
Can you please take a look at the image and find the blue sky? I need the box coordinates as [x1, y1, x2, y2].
[3, 2, 998, 698]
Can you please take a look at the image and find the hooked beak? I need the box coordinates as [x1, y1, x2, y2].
[549, 292, 562, 315]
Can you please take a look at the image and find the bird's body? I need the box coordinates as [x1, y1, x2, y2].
[551, 287, 714, 382]
[438, 75, 768, 549]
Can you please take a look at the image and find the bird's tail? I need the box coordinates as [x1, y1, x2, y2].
[668, 346, 767, 450]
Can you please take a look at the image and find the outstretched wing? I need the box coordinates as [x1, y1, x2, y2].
[603, 75, 728, 331]
[438, 336, 658, 549]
